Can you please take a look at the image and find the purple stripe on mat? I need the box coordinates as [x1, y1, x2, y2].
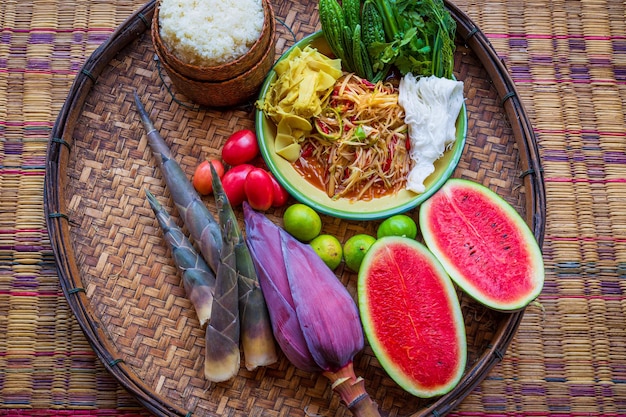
[538, 295, 626, 302]
[87, 34, 113, 45]
[541, 149, 626, 164]
[0, 68, 81, 75]
[535, 128, 626, 137]
[0, 411, 151, 416]
[507, 65, 532, 80]
[520, 383, 547, 396]
[73, 32, 86, 43]
[613, 39, 626, 51]
[529, 55, 555, 64]
[508, 38, 527, 49]
[569, 38, 586, 51]
[0, 350, 95, 358]
[450, 413, 626, 416]
[485, 32, 626, 41]
[571, 64, 590, 81]
[600, 280, 623, 295]
[0, 229, 48, 234]
[28, 32, 56, 44]
[0, 243, 48, 252]
[0, 290, 63, 297]
[512, 77, 626, 85]
[544, 177, 626, 184]
[0, 27, 113, 33]
[0, 121, 54, 127]
[27, 59, 51, 71]
[0, 28, 113, 47]
[547, 236, 626, 242]
[1, 141, 23, 155]
[590, 56, 614, 66]
[604, 152, 626, 164]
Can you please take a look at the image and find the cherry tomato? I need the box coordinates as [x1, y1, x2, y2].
[244, 168, 274, 211]
[268, 172, 289, 207]
[221, 163, 255, 206]
[222, 129, 260, 166]
[192, 159, 225, 195]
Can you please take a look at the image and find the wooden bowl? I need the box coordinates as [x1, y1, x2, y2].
[152, 0, 276, 107]
[156, 23, 276, 107]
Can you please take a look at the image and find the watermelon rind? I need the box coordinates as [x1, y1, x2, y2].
[419, 178, 545, 311]
[358, 236, 467, 398]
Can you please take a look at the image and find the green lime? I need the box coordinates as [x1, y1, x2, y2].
[377, 214, 418, 239]
[343, 234, 377, 273]
[310, 234, 343, 270]
[283, 203, 322, 242]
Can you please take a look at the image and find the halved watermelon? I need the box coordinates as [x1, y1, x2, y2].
[358, 236, 467, 398]
[419, 178, 544, 311]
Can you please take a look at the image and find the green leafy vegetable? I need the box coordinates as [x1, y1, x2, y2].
[371, 0, 456, 78]
[318, 0, 456, 80]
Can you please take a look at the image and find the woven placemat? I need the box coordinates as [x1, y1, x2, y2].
[3, 0, 626, 416]
[0, 1, 153, 414]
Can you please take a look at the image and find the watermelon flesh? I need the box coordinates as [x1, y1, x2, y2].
[358, 236, 467, 398]
[419, 178, 544, 311]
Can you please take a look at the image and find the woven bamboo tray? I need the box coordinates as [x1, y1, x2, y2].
[44, 1, 546, 416]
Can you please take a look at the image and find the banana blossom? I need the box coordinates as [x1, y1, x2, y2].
[243, 203, 380, 417]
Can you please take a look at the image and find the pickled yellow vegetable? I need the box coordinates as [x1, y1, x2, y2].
[258, 46, 342, 162]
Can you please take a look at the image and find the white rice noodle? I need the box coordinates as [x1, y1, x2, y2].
[398, 73, 464, 194]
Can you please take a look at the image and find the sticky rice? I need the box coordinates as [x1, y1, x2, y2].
[159, 0, 265, 67]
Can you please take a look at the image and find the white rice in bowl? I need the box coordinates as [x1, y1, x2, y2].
[159, 0, 265, 66]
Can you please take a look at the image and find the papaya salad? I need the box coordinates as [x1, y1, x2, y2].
[257, 39, 464, 203]
[298, 73, 410, 200]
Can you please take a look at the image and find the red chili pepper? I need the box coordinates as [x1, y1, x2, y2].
[361, 78, 375, 88]
[301, 143, 314, 158]
[316, 119, 331, 134]
[382, 157, 391, 172]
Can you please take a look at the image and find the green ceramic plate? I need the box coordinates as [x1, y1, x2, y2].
[255, 31, 467, 221]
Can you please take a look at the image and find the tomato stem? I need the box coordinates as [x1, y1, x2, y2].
[323, 362, 381, 417]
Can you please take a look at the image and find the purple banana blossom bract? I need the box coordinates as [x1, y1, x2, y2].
[280, 231, 363, 372]
[243, 203, 320, 372]
[243, 203, 363, 373]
